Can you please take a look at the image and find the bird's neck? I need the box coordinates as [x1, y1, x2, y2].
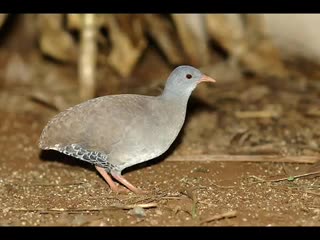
[160, 85, 193, 106]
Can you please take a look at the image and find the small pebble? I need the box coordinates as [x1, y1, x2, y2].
[128, 206, 146, 218]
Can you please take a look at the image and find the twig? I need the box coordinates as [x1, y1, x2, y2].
[249, 170, 320, 184]
[161, 196, 185, 200]
[200, 210, 237, 224]
[167, 155, 319, 164]
[268, 170, 320, 183]
[2, 203, 158, 214]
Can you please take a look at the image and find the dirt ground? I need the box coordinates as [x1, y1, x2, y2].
[1, 49, 320, 226]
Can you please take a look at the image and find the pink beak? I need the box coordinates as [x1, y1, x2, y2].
[198, 74, 216, 83]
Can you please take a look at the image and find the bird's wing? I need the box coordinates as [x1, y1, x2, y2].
[39, 94, 154, 155]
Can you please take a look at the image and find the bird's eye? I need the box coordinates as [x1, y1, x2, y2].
[186, 74, 192, 79]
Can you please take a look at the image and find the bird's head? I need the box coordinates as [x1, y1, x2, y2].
[163, 65, 216, 97]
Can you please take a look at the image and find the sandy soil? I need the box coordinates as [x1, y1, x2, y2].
[1, 80, 320, 226]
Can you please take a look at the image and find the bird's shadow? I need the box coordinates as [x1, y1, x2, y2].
[39, 96, 216, 175]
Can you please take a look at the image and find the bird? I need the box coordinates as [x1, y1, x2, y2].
[39, 65, 216, 194]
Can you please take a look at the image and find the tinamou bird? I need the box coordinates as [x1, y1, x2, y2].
[39, 66, 216, 194]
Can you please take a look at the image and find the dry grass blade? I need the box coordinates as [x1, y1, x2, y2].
[229, 143, 280, 155]
[4, 182, 85, 187]
[167, 155, 319, 164]
[211, 183, 235, 189]
[235, 110, 281, 119]
[116, 203, 158, 210]
[200, 210, 237, 224]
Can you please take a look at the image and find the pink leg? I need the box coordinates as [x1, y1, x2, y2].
[111, 173, 147, 195]
[95, 166, 128, 193]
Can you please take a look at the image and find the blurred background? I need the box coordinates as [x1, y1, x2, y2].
[1, 14, 320, 156]
[1, 14, 320, 226]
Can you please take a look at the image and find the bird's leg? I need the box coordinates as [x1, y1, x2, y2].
[111, 173, 147, 195]
[95, 166, 128, 193]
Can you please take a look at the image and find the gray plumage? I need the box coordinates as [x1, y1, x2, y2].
[39, 66, 215, 191]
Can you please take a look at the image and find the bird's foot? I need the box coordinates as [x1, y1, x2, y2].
[111, 174, 147, 195]
[95, 166, 125, 193]
[95, 166, 146, 194]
